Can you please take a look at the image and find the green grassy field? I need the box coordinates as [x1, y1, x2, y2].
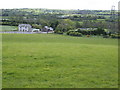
[2, 33, 118, 88]
[0, 25, 17, 31]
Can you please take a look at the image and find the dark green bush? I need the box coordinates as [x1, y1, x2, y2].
[103, 35, 109, 38]
[111, 34, 120, 39]
[67, 30, 82, 37]
[54, 30, 63, 34]
[77, 28, 106, 35]
[66, 30, 74, 35]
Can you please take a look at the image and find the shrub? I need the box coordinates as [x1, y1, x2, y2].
[76, 28, 106, 35]
[111, 34, 120, 39]
[103, 35, 109, 38]
[77, 33, 82, 37]
[86, 35, 90, 37]
[54, 30, 63, 34]
[66, 30, 74, 35]
[67, 30, 82, 37]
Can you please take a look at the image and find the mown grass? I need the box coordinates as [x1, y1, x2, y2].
[2, 34, 118, 88]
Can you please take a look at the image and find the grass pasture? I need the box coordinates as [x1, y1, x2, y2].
[0, 25, 17, 31]
[2, 33, 118, 88]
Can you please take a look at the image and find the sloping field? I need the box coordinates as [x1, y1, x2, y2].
[2, 34, 118, 88]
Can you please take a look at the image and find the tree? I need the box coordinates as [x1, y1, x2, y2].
[96, 27, 105, 35]
[75, 21, 82, 28]
[55, 19, 75, 32]
[32, 24, 42, 29]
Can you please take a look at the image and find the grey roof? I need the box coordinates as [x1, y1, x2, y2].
[49, 27, 53, 30]
[19, 24, 31, 27]
[44, 26, 53, 30]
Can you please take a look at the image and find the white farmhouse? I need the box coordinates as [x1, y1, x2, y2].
[18, 24, 32, 32]
[18, 24, 53, 33]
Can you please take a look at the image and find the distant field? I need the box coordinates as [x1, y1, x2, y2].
[0, 25, 17, 31]
[2, 33, 118, 88]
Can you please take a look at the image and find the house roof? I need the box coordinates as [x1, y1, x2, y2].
[44, 26, 53, 30]
[44, 26, 49, 29]
[49, 27, 53, 30]
[19, 24, 31, 27]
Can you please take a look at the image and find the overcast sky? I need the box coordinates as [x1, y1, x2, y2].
[0, 0, 119, 10]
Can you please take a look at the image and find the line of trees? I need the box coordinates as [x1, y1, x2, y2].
[66, 28, 107, 36]
[1, 9, 119, 35]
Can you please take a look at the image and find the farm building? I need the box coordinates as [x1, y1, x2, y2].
[42, 26, 54, 32]
[18, 24, 32, 32]
[18, 24, 53, 33]
[32, 28, 40, 32]
[18, 24, 40, 32]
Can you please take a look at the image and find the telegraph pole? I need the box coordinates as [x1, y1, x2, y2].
[111, 5, 115, 20]
[118, 1, 120, 33]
